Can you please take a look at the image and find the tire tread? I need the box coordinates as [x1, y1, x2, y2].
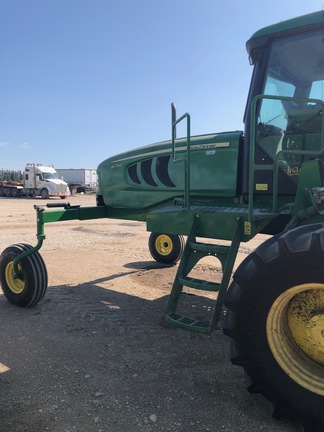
[224, 224, 324, 432]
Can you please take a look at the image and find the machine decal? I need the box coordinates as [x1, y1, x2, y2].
[244, 221, 252, 235]
[190, 142, 230, 151]
[156, 155, 176, 187]
[127, 155, 176, 188]
[112, 142, 230, 164]
[255, 183, 268, 191]
[141, 159, 158, 187]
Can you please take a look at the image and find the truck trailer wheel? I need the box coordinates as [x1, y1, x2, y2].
[223, 224, 324, 431]
[148, 233, 184, 264]
[0, 244, 48, 307]
[12, 188, 20, 197]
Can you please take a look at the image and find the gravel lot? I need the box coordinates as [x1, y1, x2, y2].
[0, 195, 301, 432]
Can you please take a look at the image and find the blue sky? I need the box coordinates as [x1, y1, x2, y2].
[1, 1, 324, 171]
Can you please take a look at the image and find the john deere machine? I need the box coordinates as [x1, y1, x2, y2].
[1, 10, 324, 432]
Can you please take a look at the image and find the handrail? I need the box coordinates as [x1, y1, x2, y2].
[248, 94, 324, 220]
[171, 103, 191, 209]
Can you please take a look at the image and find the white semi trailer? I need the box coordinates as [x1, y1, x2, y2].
[0, 163, 70, 199]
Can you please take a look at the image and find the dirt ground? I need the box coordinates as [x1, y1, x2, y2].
[0, 195, 301, 432]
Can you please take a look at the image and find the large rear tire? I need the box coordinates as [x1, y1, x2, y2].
[148, 233, 184, 265]
[0, 244, 48, 307]
[224, 224, 324, 431]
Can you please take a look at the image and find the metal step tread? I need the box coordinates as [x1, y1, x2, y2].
[188, 241, 230, 255]
[178, 276, 220, 292]
[166, 313, 211, 333]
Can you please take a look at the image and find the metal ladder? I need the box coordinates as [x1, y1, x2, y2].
[165, 215, 241, 333]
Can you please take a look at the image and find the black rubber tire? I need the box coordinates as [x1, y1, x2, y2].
[0, 244, 48, 307]
[223, 224, 324, 431]
[41, 188, 49, 199]
[148, 232, 185, 264]
[60, 196, 67, 199]
[12, 188, 20, 197]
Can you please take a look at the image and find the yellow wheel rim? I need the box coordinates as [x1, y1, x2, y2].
[5, 262, 25, 294]
[267, 283, 324, 395]
[155, 235, 173, 256]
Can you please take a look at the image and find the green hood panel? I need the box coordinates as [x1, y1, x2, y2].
[97, 131, 243, 210]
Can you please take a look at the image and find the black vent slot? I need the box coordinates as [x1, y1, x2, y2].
[156, 155, 175, 187]
[141, 159, 158, 187]
[128, 164, 141, 184]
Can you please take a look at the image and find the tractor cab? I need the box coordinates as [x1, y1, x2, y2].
[243, 11, 324, 202]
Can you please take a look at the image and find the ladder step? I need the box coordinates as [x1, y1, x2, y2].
[166, 313, 211, 333]
[164, 216, 242, 333]
[188, 241, 230, 255]
[178, 276, 220, 292]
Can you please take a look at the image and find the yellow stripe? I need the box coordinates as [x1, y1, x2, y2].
[111, 142, 230, 164]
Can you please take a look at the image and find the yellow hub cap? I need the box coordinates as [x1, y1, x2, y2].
[5, 262, 25, 294]
[267, 283, 324, 395]
[155, 235, 173, 256]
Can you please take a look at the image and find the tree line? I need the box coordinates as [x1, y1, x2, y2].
[0, 170, 23, 182]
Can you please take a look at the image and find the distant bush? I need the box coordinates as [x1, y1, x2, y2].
[0, 170, 23, 182]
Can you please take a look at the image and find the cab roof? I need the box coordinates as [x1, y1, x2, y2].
[246, 10, 324, 57]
